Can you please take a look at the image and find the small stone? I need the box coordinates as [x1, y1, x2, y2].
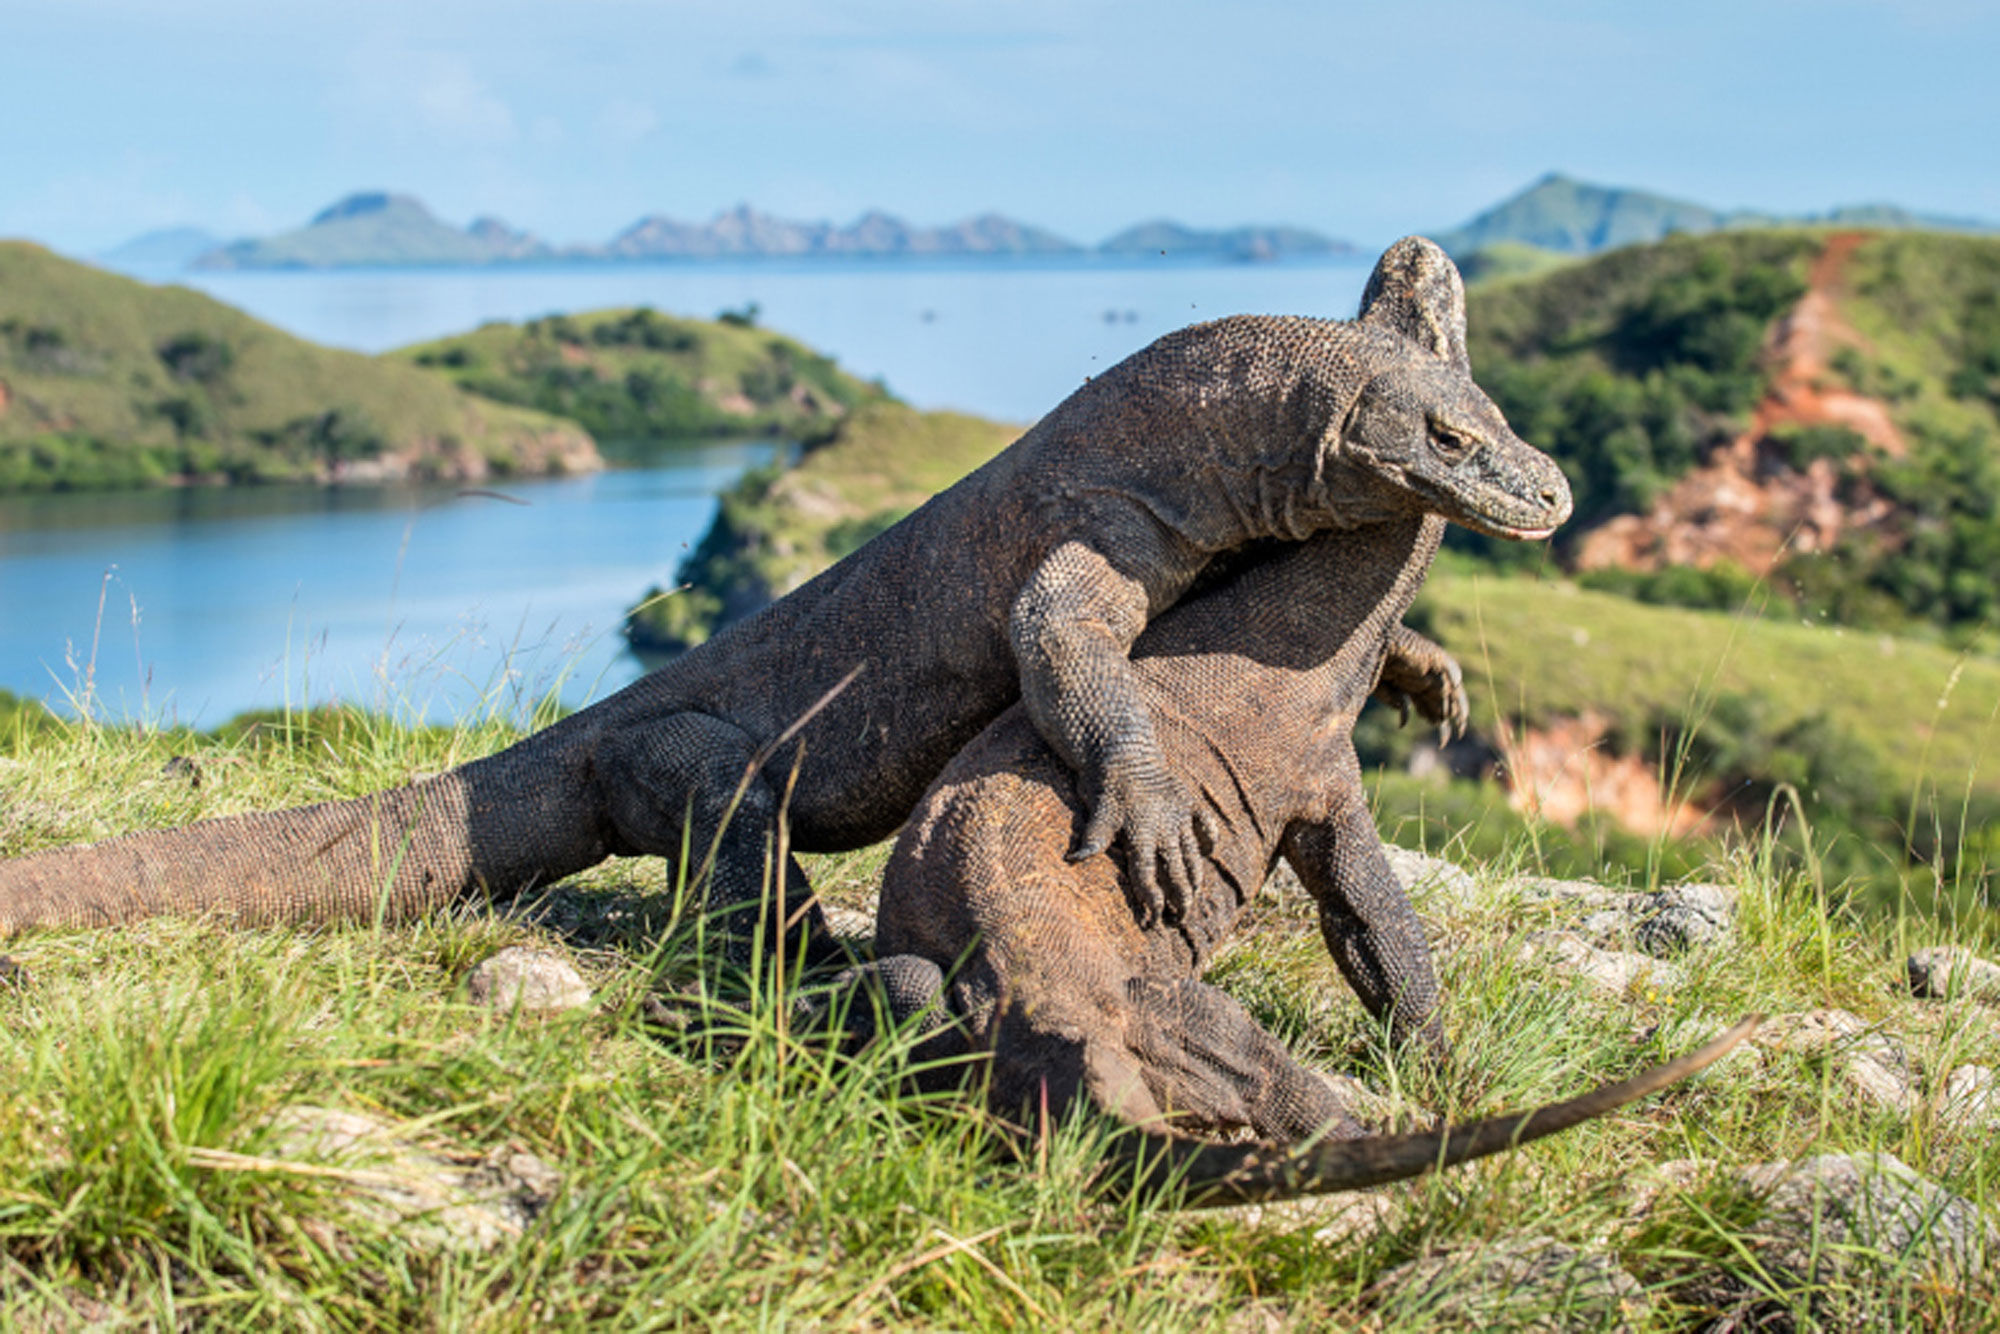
[1939, 1064, 2000, 1129]
[821, 905, 875, 941]
[1908, 946, 2000, 1003]
[261, 1106, 560, 1254]
[1371, 1235, 1647, 1332]
[1519, 930, 1683, 999]
[1631, 883, 1734, 954]
[465, 946, 592, 1013]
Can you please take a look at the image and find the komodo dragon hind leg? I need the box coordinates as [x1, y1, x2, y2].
[1126, 977, 1370, 1142]
[594, 713, 837, 968]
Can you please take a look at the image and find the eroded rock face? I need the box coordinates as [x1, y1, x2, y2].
[1371, 1235, 1647, 1333]
[1908, 946, 2000, 1003]
[464, 946, 593, 1013]
[261, 1106, 560, 1254]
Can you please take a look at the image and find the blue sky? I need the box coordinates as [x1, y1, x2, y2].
[6, 0, 1996, 254]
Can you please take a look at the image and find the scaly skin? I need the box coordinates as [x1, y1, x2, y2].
[0, 238, 1569, 961]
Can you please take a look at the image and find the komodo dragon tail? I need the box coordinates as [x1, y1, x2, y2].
[0, 738, 603, 938]
[1125, 1015, 1760, 1207]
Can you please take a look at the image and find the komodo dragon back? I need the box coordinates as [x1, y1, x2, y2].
[1127, 1016, 1761, 1206]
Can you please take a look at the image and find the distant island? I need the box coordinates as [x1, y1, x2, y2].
[106, 193, 1356, 272]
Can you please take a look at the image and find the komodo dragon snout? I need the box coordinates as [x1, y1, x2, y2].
[1342, 356, 1573, 541]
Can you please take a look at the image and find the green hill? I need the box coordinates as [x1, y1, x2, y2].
[0, 241, 599, 492]
[1438, 173, 1726, 259]
[392, 305, 887, 450]
[1438, 173, 1997, 263]
[193, 193, 547, 270]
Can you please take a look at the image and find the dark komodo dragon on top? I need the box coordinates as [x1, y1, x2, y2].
[0, 238, 1568, 962]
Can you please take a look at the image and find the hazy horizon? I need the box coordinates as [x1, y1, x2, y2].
[7, 0, 1996, 257]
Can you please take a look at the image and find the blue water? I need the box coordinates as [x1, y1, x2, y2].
[5, 256, 1376, 724]
[0, 441, 779, 726]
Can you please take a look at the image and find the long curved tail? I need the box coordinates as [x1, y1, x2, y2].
[0, 736, 609, 938]
[1124, 1015, 1760, 1207]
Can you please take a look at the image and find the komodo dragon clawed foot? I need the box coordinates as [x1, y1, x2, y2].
[1372, 624, 1468, 741]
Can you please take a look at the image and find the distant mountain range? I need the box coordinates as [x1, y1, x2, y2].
[100, 177, 1996, 274]
[105, 193, 1352, 272]
[1435, 172, 1998, 258]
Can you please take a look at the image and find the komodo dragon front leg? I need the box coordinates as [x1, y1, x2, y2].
[1009, 538, 1222, 931]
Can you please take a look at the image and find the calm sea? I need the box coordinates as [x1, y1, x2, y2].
[4, 256, 1373, 725]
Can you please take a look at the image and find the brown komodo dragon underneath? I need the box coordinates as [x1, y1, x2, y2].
[0, 238, 1569, 967]
[855, 517, 1753, 1200]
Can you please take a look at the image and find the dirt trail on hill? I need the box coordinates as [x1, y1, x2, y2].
[1578, 231, 1901, 575]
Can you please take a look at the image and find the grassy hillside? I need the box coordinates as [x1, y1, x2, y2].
[1464, 229, 2000, 635]
[0, 712, 1994, 1325]
[1464, 230, 1820, 532]
[0, 242, 599, 492]
[394, 305, 886, 450]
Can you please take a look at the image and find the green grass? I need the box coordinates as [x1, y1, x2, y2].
[0, 242, 597, 492]
[1, 706, 1996, 1327]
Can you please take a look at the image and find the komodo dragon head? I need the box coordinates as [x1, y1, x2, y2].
[1338, 237, 1573, 541]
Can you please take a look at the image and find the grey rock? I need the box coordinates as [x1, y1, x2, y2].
[1908, 946, 2000, 1002]
[1519, 930, 1684, 999]
[1755, 1009, 1918, 1114]
[1738, 1153, 1995, 1315]
[1371, 1234, 1647, 1332]
[1524, 878, 1734, 957]
[1382, 845, 1479, 906]
[822, 905, 876, 941]
[465, 946, 592, 1013]
[1198, 1190, 1401, 1245]
[261, 1105, 559, 1253]
[1631, 883, 1734, 954]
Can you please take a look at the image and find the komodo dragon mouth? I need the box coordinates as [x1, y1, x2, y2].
[1388, 464, 1569, 542]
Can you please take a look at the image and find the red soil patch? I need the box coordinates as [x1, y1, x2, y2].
[1500, 712, 1711, 839]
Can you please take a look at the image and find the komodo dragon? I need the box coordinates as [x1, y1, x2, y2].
[0, 238, 1568, 965]
[855, 519, 1751, 1200]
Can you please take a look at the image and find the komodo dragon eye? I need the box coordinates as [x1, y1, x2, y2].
[1428, 423, 1477, 464]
